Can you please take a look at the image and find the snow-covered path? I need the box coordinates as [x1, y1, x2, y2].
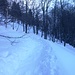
[15, 35, 52, 75]
[49, 41, 75, 75]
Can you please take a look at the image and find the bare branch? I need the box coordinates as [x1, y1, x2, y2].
[0, 34, 26, 39]
[0, 33, 28, 45]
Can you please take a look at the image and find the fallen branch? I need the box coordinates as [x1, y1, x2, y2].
[0, 33, 26, 39]
[0, 33, 27, 45]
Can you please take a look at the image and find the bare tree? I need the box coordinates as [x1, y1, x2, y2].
[32, 1, 35, 34]
[25, 0, 28, 33]
[51, 0, 57, 42]
[40, 0, 52, 39]
[58, 0, 64, 44]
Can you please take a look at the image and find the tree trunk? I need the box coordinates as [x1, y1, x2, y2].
[33, 25, 35, 34]
[36, 26, 38, 35]
[23, 23, 25, 32]
[25, 23, 27, 33]
[13, 22, 14, 30]
[25, 1, 28, 33]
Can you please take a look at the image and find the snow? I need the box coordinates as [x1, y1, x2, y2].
[49, 41, 75, 75]
[0, 23, 75, 75]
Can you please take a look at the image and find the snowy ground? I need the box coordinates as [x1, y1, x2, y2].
[0, 23, 75, 75]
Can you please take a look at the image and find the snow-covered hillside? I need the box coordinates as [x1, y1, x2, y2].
[0, 23, 75, 75]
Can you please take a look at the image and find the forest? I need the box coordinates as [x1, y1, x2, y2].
[0, 0, 75, 47]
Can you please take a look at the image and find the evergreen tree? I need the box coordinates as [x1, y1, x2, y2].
[10, 1, 21, 21]
[10, 1, 21, 29]
[0, 0, 8, 16]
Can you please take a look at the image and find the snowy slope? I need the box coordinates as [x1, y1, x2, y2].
[49, 41, 75, 75]
[0, 23, 57, 75]
[0, 23, 75, 75]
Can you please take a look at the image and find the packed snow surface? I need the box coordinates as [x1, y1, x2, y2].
[0, 23, 75, 75]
